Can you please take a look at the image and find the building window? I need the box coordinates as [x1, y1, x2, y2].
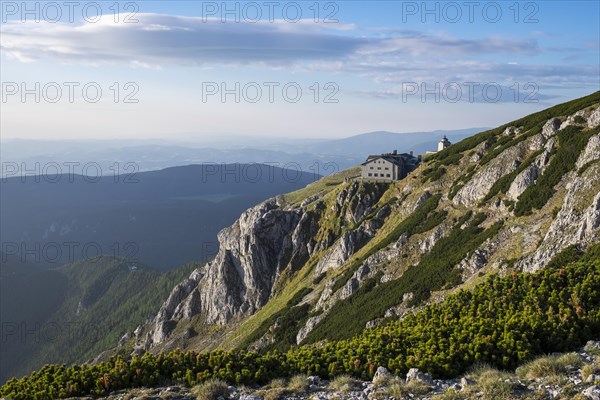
[370, 166, 373, 169]
[377, 167, 381, 170]
[368, 173, 372, 177]
[374, 173, 378, 177]
[385, 167, 389, 170]
[386, 174, 390, 177]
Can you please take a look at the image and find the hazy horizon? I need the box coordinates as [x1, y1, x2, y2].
[2, 1, 598, 140]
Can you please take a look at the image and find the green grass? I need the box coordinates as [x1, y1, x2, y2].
[282, 166, 361, 206]
[475, 368, 519, 400]
[191, 379, 230, 400]
[516, 353, 581, 380]
[329, 374, 361, 392]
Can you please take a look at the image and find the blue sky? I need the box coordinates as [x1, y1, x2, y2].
[1, 0, 598, 140]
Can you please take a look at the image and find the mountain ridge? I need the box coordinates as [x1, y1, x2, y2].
[125, 91, 600, 358]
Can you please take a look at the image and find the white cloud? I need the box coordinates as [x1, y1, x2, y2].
[0, 13, 367, 66]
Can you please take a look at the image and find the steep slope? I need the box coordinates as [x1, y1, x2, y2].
[128, 91, 600, 357]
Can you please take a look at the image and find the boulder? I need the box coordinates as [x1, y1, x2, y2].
[542, 118, 561, 138]
[587, 375, 600, 384]
[584, 341, 600, 353]
[372, 366, 392, 383]
[406, 368, 433, 385]
[307, 375, 321, 385]
[582, 385, 600, 400]
[589, 107, 600, 129]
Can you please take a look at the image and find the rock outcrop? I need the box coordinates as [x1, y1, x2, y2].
[137, 182, 387, 350]
[576, 133, 600, 169]
[589, 107, 600, 128]
[148, 269, 204, 346]
[315, 205, 389, 275]
[542, 118, 561, 138]
[453, 137, 530, 206]
[506, 142, 554, 201]
[520, 169, 600, 273]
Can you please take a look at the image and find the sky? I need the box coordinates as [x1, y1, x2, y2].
[1, 0, 599, 141]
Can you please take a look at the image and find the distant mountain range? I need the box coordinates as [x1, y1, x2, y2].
[1, 128, 486, 175]
[0, 164, 317, 269]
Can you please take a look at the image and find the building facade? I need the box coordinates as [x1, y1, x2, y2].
[361, 150, 420, 181]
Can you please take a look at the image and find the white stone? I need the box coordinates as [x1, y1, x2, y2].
[406, 368, 433, 385]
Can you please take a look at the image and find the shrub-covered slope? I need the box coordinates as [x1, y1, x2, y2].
[2, 244, 598, 399]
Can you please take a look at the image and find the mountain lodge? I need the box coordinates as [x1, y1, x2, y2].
[360, 150, 420, 181]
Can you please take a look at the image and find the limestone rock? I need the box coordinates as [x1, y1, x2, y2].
[582, 385, 600, 400]
[576, 134, 600, 169]
[542, 118, 561, 138]
[584, 341, 600, 353]
[365, 319, 381, 329]
[372, 366, 392, 383]
[406, 368, 433, 385]
[587, 375, 600, 384]
[199, 200, 303, 325]
[315, 229, 369, 274]
[296, 314, 325, 345]
[589, 107, 600, 129]
[507, 146, 553, 201]
[420, 225, 446, 253]
[560, 110, 588, 130]
[470, 140, 491, 163]
[453, 138, 528, 206]
[459, 248, 487, 280]
[150, 269, 203, 344]
[413, 191, 432, 210]
[521, 176, 600, 273]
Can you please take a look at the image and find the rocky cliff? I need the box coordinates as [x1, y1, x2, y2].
[129, 92, 600, 356]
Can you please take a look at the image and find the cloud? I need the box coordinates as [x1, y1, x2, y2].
[358, 31, 540, 57]
[1, 13, 545, 67]
[0, 13, 368, 65]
